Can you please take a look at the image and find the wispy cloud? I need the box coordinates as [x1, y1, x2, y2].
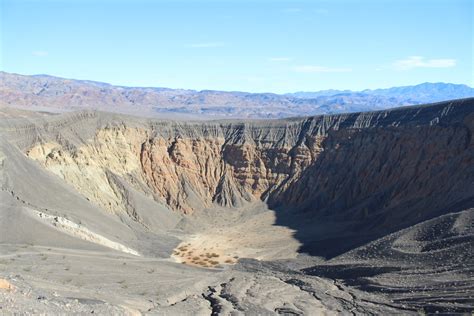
[268, 57, 292, 62]
[293, 65, 352, 73]
[32, 51, 48, 57]
[393, 56, 456, 70]
[186, 42, 226, 48]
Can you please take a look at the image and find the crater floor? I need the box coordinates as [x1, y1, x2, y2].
[171, 204, 301, 268]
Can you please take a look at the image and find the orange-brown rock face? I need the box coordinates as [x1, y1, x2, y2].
[136, 133, 324, 213]
[139, 137, 226, 213]
[26, 119, 326, 215]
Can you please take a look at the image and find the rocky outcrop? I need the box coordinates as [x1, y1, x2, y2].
[24, 120, 325, 214]
[21, 99, 473, 229]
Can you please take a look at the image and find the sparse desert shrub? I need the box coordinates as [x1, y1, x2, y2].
[209, 260, 219, 265]
[225, 259, 233, 264]
[193, 256, 200, 260]
[23, 267, 31, 272]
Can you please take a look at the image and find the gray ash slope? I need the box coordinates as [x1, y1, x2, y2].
[0, 98, 473, 314]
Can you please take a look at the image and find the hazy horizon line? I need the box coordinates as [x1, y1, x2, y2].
[2, 70, 473, 95]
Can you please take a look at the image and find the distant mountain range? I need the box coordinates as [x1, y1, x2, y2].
[1, 71, 473, 119]
[288, 83, 474, 103]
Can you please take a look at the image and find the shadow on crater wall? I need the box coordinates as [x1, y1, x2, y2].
[270, 100, 474, 259]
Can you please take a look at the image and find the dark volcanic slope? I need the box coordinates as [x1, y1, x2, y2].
[303, 208, 474, 313]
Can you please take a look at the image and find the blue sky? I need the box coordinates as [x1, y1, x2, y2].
[1, 0, 472, 93]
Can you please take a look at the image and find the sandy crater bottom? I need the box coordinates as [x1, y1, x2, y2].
[171, 208, 301, 268]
